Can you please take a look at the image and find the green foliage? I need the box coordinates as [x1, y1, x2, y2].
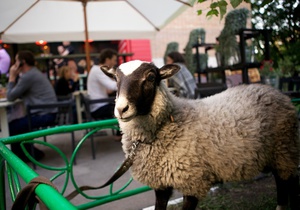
[277, 56, 300, 77]
[251, 0, 300, 76]
[197, 0, 248, 19]
[207, 9, 219, 17]
[218, 1, 228, 19]
[198, 0, 300, 79]
[197, 0, 274, 19]
[217, 8, 249, 66]
[230, 0, 243, 8]
[184, 28, 207, 74]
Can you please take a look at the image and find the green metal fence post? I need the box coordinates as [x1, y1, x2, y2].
[0, 156, 6, 210]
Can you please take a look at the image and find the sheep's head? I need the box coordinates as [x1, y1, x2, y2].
[101, 60, 180, 122]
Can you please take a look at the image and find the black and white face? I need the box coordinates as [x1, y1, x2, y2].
[101, 60, 180, 122]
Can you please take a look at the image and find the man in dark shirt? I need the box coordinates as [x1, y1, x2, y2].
[7, 50, 57, 161]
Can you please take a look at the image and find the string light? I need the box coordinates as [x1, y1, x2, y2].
[35, 40, 47, 46]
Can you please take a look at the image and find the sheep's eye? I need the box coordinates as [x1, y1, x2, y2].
[146, 73, 155, 82]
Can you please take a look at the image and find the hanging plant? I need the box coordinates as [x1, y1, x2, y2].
[184, 28, 207, 74]
[216, 8, 250, 66]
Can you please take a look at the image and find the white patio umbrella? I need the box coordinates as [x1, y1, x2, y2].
[0, 0, 195, 70]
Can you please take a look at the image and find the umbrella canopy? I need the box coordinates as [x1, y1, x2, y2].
[1, 0, 195, 71]
[0, 0, 195, 43]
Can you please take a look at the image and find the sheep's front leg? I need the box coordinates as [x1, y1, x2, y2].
[154, 187, 173, 210]
[182, 195, 198, 210]
[273, 171, 300, 210]
[273, 171, 288, 210]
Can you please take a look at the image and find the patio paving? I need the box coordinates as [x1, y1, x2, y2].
[4, 129, 182, 210]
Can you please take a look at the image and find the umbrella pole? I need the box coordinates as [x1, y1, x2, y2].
[83, 0, 91, 73]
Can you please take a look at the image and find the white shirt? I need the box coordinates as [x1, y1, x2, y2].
[87, 65, 117, 112]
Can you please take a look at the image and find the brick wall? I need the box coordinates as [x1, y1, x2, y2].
[150, 1, 251, 61]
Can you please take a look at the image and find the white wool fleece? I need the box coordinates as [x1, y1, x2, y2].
[120, 83, 299, 198]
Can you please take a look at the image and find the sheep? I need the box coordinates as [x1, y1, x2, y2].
[101, 60, 300, 210]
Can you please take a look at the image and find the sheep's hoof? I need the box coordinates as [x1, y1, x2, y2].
[276, 205, 287, 210]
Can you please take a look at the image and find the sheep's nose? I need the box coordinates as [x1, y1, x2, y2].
[115, 97, 130, 118]
[117, 105, 129, 116]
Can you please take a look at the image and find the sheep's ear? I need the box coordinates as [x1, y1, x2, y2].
[100, 65, 116, 79]
[159, 64, 180, 80]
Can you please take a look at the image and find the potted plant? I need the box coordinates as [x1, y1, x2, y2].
[259, 59, 279, 88]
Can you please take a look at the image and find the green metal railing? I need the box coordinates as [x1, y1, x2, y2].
[0, 119, 151, 210]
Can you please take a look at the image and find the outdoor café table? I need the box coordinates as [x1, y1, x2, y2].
[0, 99, 23, 138]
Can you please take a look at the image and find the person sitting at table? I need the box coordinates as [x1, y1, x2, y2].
[87, 49, 121, 140]
[55, 65, 79, 98]
[6, 50, 58, 162]
[165, 51, 197, 99]
[55, 65, 78, 123]
[87, 48, 118, 119]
